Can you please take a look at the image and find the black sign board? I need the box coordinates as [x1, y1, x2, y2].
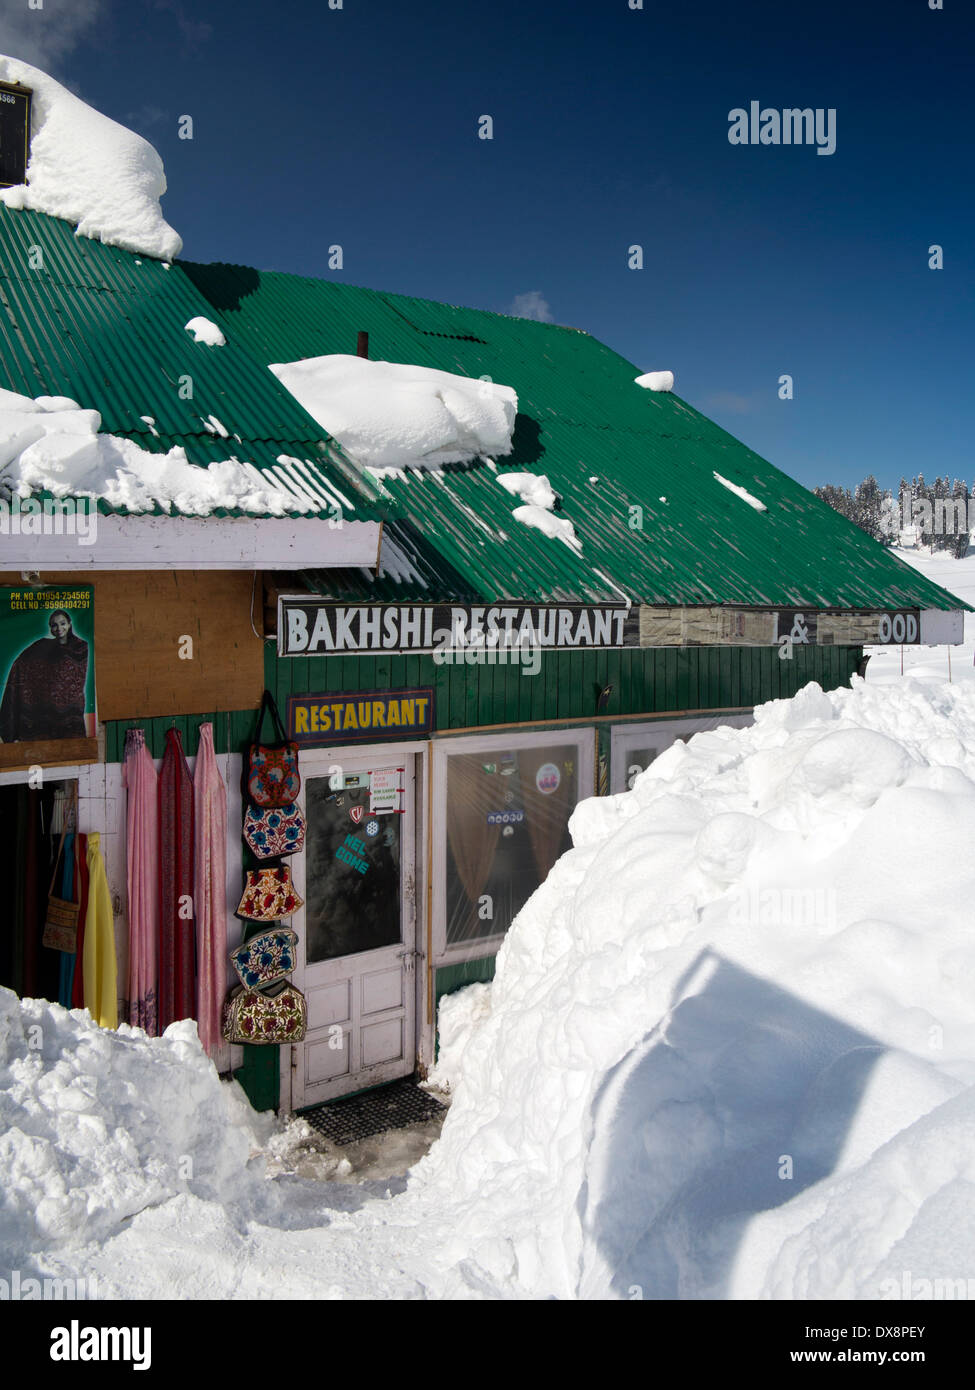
[0, 82, 32, 189]
[278, 599, 637, 656]
[288, 688, 435, 744]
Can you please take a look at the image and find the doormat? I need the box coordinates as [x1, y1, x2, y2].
[300, 1077, 448, 1146]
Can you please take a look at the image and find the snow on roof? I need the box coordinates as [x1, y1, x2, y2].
[511, 502, 581, 551]
[496, 469, 581, 550]
[268, 354, 517, 475]
[0, 390, 312, 516]
[185, 317, 226, 347]
[495, 471, 557, 510]
[713, 470, 768, 512]
[0, 55, 182, 261]
[635, 370, 674, 392]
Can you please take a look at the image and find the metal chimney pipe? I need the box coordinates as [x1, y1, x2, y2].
[356, 331, 369, 359]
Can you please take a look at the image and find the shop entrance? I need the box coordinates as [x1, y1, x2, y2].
[0, 778, 79, 1005]
[289, 751, 418, 1109]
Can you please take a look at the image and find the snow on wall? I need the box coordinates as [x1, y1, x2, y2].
[0, 55, 182, 261]
[269, 355, 517, 474]
[0, 389, 313, 515]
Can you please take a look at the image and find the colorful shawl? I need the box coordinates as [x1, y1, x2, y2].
[122, 729, 159, 1034]
[193, 722, 227, 1056]
[158, 727, 195, 1030]
[83, 832, 117, 1029]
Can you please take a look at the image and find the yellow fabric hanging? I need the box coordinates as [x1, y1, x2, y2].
[83, 831, 118, 1029]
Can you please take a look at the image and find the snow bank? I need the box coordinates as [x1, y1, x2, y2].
[0, 56, 181, 261]
[635, 370, 674, 392]
[416, 678, 975, 1298]
[6, 679, 975, 1300]
[0, 993, 264, 1261]
[0, 389, 312, 515]
[269, 355, 517, 474]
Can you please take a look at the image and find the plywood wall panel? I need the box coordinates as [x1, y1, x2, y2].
[0, 570, 265, 724]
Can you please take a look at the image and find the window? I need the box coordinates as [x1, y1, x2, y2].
[433, 729, 595, 961]
[610, 713, 754, 793]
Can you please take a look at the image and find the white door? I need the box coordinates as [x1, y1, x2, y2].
[290, 751, 417, 1109]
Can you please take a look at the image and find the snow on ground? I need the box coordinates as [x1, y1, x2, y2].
[4, 678, 975, 1299]
[269, 355, 517, 474]
[0, 389, 314, 515]
[866, 545, 975, 685]
[0, 56, 181, 261]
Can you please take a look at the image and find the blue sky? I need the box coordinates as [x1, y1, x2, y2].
[2, 0, 971, 492]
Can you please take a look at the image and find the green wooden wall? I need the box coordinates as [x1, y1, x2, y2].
[104, 642, 862, 759]
[101, 641, 861, 1112]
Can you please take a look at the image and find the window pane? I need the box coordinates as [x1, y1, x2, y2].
[304, 776, 401, 963]
[445, 743, 579, 946]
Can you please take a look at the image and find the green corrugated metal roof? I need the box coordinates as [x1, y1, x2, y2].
[0, 208, 383, 520]
[181, 259, 968, 612]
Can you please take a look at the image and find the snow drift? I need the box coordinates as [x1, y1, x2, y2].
[0, 388, 312, 515]
[0, 55, 182, 261]
[269, 355, 518, 474]
[4, 679, 975, 1299]
[419, 677, 975, 1298]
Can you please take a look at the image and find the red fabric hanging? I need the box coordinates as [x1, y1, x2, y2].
[71, 832, 90, 1010]
[158, 728, 196, 1030]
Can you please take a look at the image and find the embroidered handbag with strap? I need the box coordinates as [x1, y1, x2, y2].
[230, 927, 299, 989]
[42, 785, 80, 953]
[235, 865, 303, 922]
[243, 802, 306, 859]
[221, 983, 307, 1044]
[246, 691, 300, 808]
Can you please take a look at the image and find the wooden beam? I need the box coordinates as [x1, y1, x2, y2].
[0, 737, 98, 771]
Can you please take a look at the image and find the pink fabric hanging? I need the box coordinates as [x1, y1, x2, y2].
[122, 729, 159, 1034]
[193, 722, 227, 1057]
[158, 727, 195, 1030]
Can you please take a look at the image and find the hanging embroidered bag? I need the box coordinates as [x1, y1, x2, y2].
[235, 865, 303, 922]
[42, 785, 81, 953]
[243, 802, 306, 859]
[221, 983, 307, 1045]
[245, 691, 300, 808]
[230, 927, 299, 989]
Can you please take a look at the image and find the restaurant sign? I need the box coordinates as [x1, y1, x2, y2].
[287, 688, 435, 744]
[279, 597, 945, 657]
[279, 599, 635, 656]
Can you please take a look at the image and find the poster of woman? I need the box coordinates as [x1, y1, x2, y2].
[0, 588, 96, 742]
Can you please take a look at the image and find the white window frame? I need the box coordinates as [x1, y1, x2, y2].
[610, 711, 755, 793]
[431, 726, 596, 967]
